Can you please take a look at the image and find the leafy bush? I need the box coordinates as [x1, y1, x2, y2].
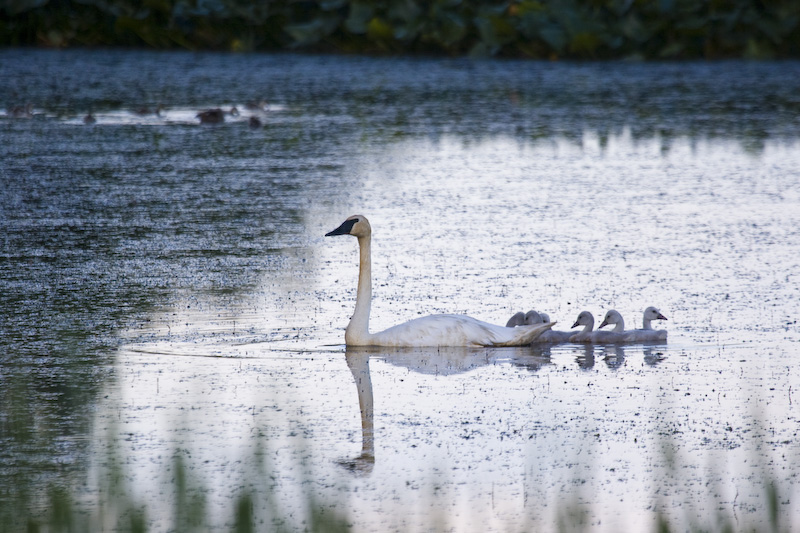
[1, 0, 799, 58]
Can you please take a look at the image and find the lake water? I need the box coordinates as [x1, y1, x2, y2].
[2, 49, 799, 531]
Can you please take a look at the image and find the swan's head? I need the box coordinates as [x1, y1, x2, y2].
[644, 306, 667, 321]
[571, 311, 593, 328]
[598, 310, 623, 329]
[326, 215, 371, 238]
[523, 310, 542, 325]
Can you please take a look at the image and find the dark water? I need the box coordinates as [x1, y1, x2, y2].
[2, 49, 800, 530]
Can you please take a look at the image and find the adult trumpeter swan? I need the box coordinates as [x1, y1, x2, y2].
[325, 215, 554, 347]
[569, 311, 624, 343]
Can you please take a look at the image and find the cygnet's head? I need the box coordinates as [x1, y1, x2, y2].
[506, 312, 526, 327]
[326, 215, 371, 239]
[598, 310, 624, 329]
[523, 310, 542, 325]
[644, 306, 667, 321]
[571, 311, 594, 328]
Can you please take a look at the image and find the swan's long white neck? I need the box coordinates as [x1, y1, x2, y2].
[642, 317, 653, 330]
[345, 234, 373, 344]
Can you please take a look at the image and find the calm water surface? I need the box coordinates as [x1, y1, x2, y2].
[1, 50, 800, 531]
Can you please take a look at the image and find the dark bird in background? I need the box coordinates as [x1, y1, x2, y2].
[196, 108, 224, 124]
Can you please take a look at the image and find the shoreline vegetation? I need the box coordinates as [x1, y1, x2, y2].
[3, 437, 788, 532]
[2, 0, 799, 59]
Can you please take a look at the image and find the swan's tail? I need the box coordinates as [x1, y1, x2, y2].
[489, 321, 556, 347]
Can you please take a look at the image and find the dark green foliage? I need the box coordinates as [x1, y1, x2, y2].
[1, 0, 799, 58]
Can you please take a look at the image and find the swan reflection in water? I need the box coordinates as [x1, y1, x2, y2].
[338, 349, 375, 475]
[338, 343, 667, 475]
[337, 345, 555, 475]
[575, 344, 667, 371]
[600, 344, 627, 370]
[575, 344, 596, 370]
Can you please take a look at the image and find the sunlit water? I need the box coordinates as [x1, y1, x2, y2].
[2, 50, 800, 531]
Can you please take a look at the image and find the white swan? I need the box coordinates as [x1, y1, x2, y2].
[625, 306, 668, 342]
[569, 310, 625, 343]
[326, 215, 555, 347]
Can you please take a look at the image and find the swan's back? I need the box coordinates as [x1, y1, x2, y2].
[370, 314, 553, 347]
[569, 330, 592, 342]
[533, 329, 573, 344]
[570, 330, 625, 343]
[590, 330, 626, 343]
[624, 329, 668, 342]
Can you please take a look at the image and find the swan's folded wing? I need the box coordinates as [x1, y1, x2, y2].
[489, 320, 555, 347]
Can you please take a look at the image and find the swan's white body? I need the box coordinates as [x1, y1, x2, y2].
[569, 310, 625, 343]
[326, 215, 554, 347]
[356, 313, 553, 347]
